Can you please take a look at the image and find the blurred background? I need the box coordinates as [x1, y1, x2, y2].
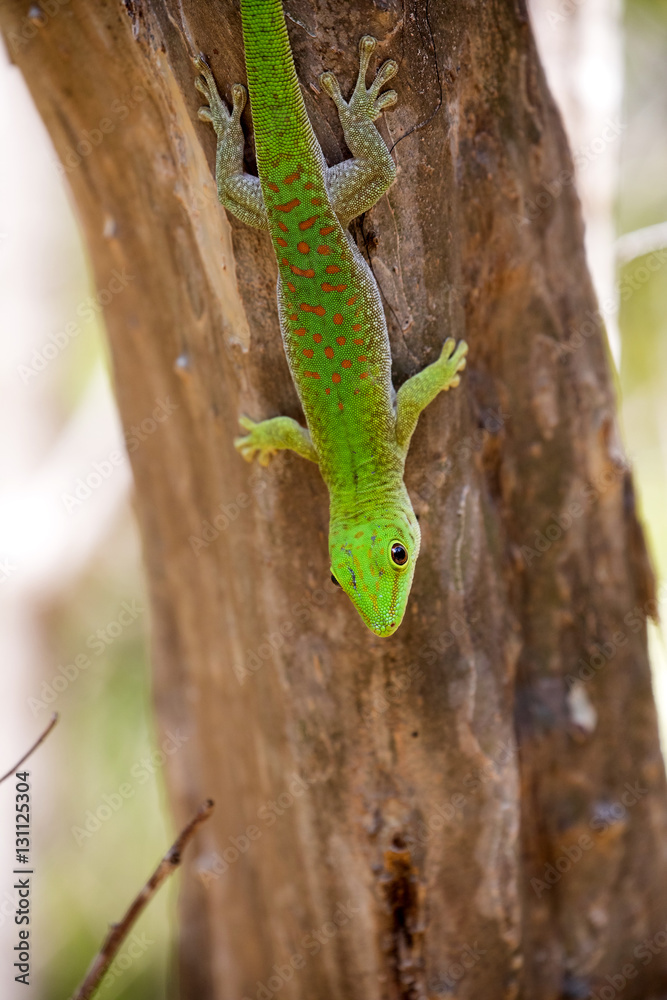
[0, 0, 665, 996]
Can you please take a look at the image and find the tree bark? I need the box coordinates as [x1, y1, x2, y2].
[3, 1, 666, 998]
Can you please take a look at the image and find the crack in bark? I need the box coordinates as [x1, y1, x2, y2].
[381, 838, 424, 1000]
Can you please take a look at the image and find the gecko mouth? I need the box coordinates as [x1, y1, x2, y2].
[357, 603, 401, 637]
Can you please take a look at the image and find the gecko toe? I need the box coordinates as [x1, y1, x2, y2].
[375, 90, 398, 113]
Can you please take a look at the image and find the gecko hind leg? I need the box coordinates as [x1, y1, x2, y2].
[395, 339, 469, 452]
[234, 416, 319, 467]
[320, 36, 399, 226]
[194, 54, 268, 230]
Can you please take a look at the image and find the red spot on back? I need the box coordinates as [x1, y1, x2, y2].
[294, 327, 306, 336]
[320, 226, 336, 236]
[303, 348, 314, 358]
[299, 216, 318, 230]
[358, 355, 367, 362]
[305, 182, 315, 190]
[353, 324, 362, 331]
[313, 333, 323, 343]
[336, 336, 346, 345]
[268, 182, 279, 193]
[325, 265, 340, 274]
[277, 221, 288, 232]
[304, 371, 320, 379]
[317, 245, 331, 255]
[276, 198, 301, 213]
[311, 198, 323, 206]
[342, 360, 352, 369]
[287, 282, 296, 292]
[347, 295, 357, 305]
[291, 265, 315, 278]
[301, 303, 326, 316]
[297, 241, 310, 253]
[332, 373, 341, 384]
[322, 284, 348, 293]
[333, 313, 344, 325]
[354, 338, 364, 345]
[324, 346, 334, 359]
[338, 402, 344, 411]
[325, 387, 331, 394]
[360, 373, 368, 379]
[277, 238, 288, 247]
[289, 313, 298, 320]
[284, 170, 300, 184]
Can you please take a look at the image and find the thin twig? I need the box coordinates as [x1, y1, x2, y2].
[615, 221, 667, 265]
[70, 798, 215, 1000]
[0, 712, 58, 784]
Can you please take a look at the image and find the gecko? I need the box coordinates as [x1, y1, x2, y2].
[194, 0, 467, 637]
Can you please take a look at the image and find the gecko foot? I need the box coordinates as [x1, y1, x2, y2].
[234, 416, 277, 467]
[438, 338, 468, 390]
[193, 53, 246, 140]
[320, 36, 398, 125]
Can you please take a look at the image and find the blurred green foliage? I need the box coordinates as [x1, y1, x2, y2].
[619, 0, 667, 743]
[35, 321, 172, 997]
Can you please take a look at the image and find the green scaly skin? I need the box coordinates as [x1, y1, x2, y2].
[194, 0, 467, 637]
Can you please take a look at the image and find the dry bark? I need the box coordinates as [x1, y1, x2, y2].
[3, 1, 667, 998]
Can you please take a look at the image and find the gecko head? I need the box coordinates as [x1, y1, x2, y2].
[329, 488, 421, 637]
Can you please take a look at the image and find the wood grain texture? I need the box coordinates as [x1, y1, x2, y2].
[2, 1, 666, 997]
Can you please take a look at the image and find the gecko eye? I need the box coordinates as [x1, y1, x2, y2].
[331, 573, 342, 587]
[390, 543, 409, 567]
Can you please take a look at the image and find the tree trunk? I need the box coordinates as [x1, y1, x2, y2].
[3, 1, 666, 998]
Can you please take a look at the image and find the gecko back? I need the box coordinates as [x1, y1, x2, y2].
[195, 0, 468, 635]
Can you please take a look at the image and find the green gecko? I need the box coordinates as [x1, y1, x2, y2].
[194, 0, 467, 637]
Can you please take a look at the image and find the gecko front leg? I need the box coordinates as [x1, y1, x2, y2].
[395, 339, 469, 452]
[320, 36, 398, 227]
[194, 55, 268, 230]
[234, 416, 319, 467]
